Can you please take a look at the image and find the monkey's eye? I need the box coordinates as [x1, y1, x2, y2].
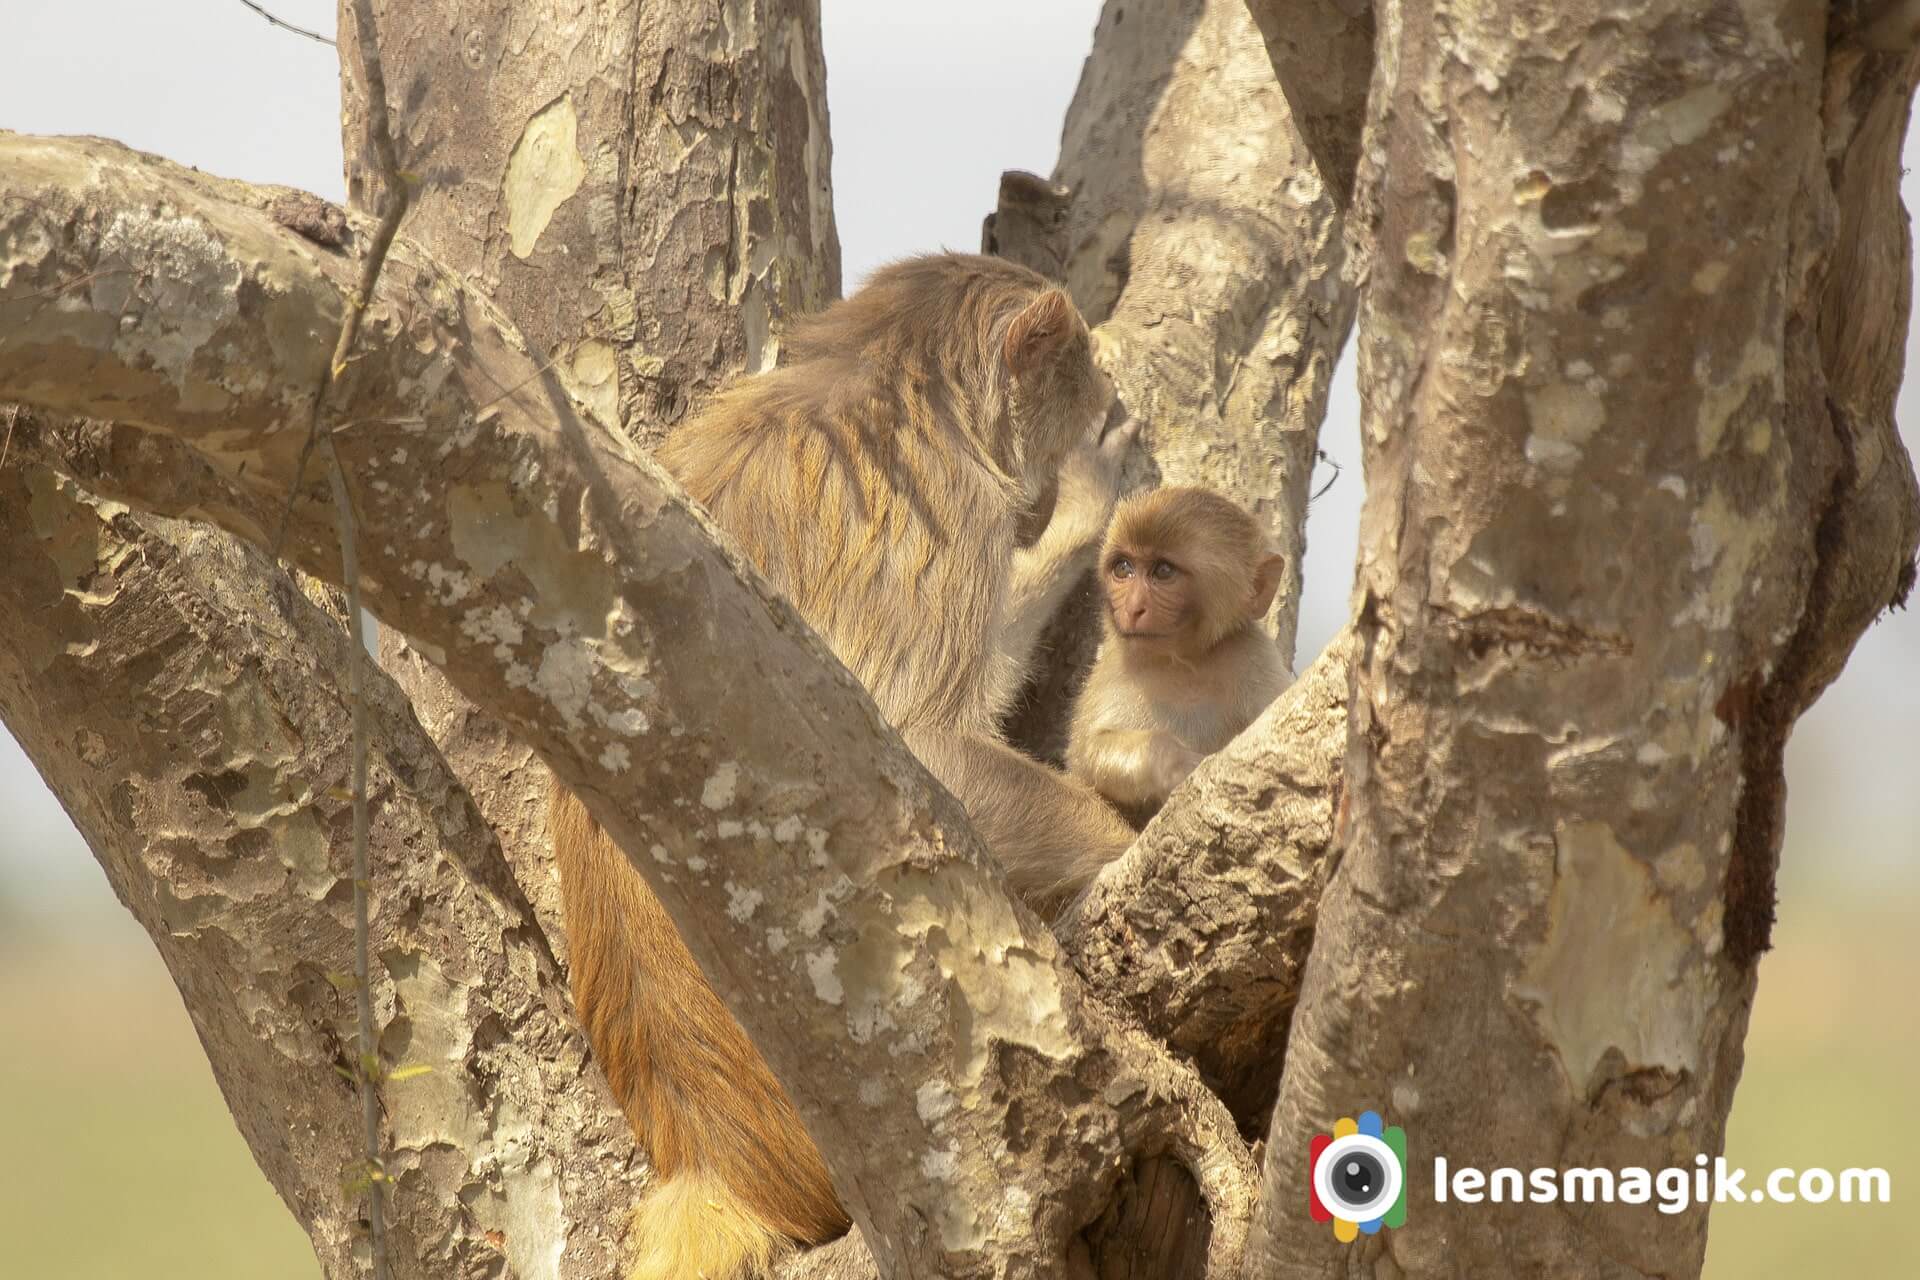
[1150, 560, 1177, 581]
[1110, 557, 1135, 580]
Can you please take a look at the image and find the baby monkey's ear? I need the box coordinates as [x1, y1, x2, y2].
[1250, 552, 1287, 617]
[1003, 289, 1078, 378]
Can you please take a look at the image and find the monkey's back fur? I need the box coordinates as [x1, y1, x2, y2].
[658, 253, 1097, 736]
[554, 253, 1122, 1280]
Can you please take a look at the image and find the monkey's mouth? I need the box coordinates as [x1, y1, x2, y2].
[1115, 627, 1177, 641]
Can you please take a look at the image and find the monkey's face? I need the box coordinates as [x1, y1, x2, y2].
[1099, 486, 1282, 658]
[1102, 543, 1201, 653]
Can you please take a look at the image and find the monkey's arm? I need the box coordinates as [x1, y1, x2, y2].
[1003, 419, 1138, 665]
[1004, 524, 1099, 669]
[1066, 726, 1206, 810]
[905, 728, 1135, 918]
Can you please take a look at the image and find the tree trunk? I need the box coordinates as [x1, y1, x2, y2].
[0, 413, 640, 1279]
[1248, 3, 1920, 1274]
[340, 0, 847, 989]
[339, 0, 840, 450]
[0, 131, 1259, 1278]
[996, 0, 1356, 762]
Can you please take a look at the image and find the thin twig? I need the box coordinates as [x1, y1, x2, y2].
[327, 437, 383, 1280]
[1310, 448, 1343, 502]
[331, 349, 571, 439]
[236, 0, 337, 47]
[272, 2, 411, 559]
[0, 267, 132, 308]
[279, 5, 410, 1277]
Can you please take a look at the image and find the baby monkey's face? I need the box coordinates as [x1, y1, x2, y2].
[1103, 542, 1198, 646]
[1098, 485, 1285, 660]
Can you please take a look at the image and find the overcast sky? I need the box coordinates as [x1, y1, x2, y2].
[0, 1, 1913, 912]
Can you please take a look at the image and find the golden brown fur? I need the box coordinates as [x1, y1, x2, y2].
[552, 792, 846, 1279]
[552, 254, 1139, 1279]
[1066, 487, 1292, 826]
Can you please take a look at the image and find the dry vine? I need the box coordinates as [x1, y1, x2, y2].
[287, 3, 412, 1274]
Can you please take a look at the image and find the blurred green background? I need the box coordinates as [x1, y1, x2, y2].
[0, 3, 1913, 1278]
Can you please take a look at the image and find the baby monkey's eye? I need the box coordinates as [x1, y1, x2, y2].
[1111, 557, 1135, 580]
[1151, 560, 1177, 581]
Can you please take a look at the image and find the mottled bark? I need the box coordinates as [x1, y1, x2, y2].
[0, 417, 639, 1280]
[0, 132, 1258, 1278]
[1241, 0, 1375, 207]
[996, 0, 1357, 761]
[337, 0, 846, 977]
[1061, 634, 1349, 1135]
[338, 0, 839, 449]
[1250, 3, 1920, 1276]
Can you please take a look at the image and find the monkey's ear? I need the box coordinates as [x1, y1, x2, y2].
[1003, 289, 1078, 377]
[1249, 553, 1286, 618]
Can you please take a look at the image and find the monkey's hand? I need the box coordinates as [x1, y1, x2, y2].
[1138, 731, 1206, 803]
[1070, 727, 1203, 810]
[1048, 414, 1140, 553]
[1004, 418, 1138, 668]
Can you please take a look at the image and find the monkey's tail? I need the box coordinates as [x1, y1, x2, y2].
[626, 1167, 789, 1280]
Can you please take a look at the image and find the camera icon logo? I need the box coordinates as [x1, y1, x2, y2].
[1309, 1109, 1407, 1241]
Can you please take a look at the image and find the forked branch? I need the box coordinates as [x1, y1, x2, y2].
[0, 131, 1258, 1279]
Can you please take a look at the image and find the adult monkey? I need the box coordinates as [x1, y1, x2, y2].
[550, 254, 1139, 1279]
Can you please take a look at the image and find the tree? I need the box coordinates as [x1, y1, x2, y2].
[0, 2, 1914, 1278]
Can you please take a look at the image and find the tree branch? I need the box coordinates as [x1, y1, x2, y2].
[1239, 0, 1374, 207]
[996, 0, 1358, 766]
[985, 0, 1372, 1144]
[1060, 633, 1349, 1132]
[0, 131, 1255, 1278]
[236, 1, 337, 48]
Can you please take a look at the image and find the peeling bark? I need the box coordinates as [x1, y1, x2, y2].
[0, 422, 639, 1279]
[1062, 634, 1349, 1134]
[338, 0, 840, 449]
[996, 0, 1357, 760]
[0, 132, 1258, 1279]
[1250, 3, 1920, 1275]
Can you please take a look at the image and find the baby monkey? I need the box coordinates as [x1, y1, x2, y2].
[1067, 486, 1291, 826]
